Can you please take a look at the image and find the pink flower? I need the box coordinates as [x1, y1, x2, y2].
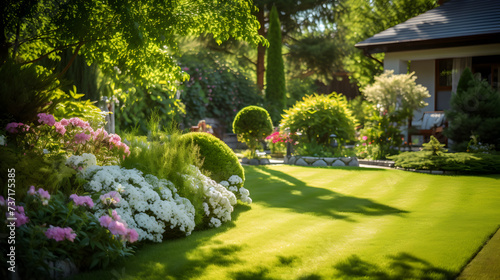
[54, 122, 66, 135]
[69, 194, 94, 208]
[362, 136, 368, 141]
[100, 191, 120, 206]
[92, 128, 109, 141]
[37, 113, 56, 126]
[108, 220, 128, 236]
[6, 206, 30, 227]
[28, 186, 36, 195]
[60, 118, 69, 126]
[45, 226, 76, 242]
[74, 132, 91, 144]
[99, 215, 112, 228]
[126, 229, 139, 243]
[111, 210, 122, 222]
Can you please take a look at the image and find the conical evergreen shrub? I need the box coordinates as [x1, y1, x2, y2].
[265, 5, 286, 125]
[444, 68, 500, 151]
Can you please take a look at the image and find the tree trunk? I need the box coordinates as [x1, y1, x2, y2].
[256, 7, 266, 92]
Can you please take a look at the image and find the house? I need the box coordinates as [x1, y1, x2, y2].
[355, 0, 500, 145]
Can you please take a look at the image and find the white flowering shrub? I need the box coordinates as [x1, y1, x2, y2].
[182, 166, 237, 228]
[75, 158, 196, 242]
[219, 175, 252, 204]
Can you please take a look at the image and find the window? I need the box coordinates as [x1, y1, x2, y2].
[435, 59, 453, 111]
[472, 55, 500, 91]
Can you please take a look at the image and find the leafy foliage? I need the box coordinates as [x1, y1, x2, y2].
[335, 0, 437, 88]
[178, 51, 262, 131]
[444, 68, 500, 151]
[0, 149, 79, 200]
[180, 132, 245, 188]
[0, 60, 66, 125]
[280, 93, 357, 147]
[265, 6, 287, 125]
[2, 0, 265, 88]
[233, 106, 274, 158]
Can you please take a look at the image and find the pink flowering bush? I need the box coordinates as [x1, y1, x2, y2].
[265, 131, 295, 155]
[4, 113, 129, 165]
[0, 186, 135, 279]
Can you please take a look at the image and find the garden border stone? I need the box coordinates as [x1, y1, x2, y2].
[285, 156, 359, 167]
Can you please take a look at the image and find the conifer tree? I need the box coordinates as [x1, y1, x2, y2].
[265, 5, 287, 125]
[444, 68, 500, 151]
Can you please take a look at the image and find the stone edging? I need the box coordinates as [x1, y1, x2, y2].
[284, 156, 359, 167]
[241, 158, 271, 165]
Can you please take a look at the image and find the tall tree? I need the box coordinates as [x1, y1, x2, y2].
[265, 6, 286, 125]
[335, 0, 438, 88]
[253, 0, 337, 90]
[1, 0, 265, 89]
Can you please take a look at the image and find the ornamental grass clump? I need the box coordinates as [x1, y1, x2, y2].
[233, 105, 274, 159]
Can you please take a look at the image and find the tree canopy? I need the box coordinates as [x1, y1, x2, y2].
[1, 0, 265, 89]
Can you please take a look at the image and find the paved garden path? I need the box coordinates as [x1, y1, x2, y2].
[457, 227, 500, 279]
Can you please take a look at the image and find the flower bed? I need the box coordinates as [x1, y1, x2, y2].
[284, 155, 359, 167]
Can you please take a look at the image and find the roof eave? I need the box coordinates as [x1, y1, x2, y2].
[355, 32, 500, 54]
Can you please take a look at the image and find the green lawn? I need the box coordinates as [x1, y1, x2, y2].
[71, 165, 500, 280]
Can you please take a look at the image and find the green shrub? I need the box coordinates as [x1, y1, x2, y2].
[280, 93, 356, 147]
[444, 68, 500, 151]
[390, 151, 500, 174]
[180, 132, 245, 187]
[233, 106, 273, 158]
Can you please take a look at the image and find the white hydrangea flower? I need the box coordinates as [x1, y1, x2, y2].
[219, 181, 229, 187]
[228, 175, 243, 185]
[209, 217, 222, 228]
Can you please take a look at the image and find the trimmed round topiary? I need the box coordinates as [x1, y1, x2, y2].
[180, 132, 244, 187]
[233, 106, 273, 157]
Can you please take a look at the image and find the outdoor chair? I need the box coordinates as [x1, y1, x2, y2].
[408, 111, 448, 146]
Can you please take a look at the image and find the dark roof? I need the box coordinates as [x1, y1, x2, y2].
[355, 0, 500, 54]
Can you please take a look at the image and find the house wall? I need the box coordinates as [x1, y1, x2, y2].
[383, 43, 500, 144]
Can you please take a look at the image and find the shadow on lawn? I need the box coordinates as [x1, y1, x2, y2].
[333, 253, 456, 280]
[250, 166, 408, 221]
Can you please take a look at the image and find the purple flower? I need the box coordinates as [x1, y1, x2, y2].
[5, 122, 29, 134]
[28, 185, 36, 195]
[45, 226, 76, 242]
[37, 188, 51, 200]
[5, 206, 29, 227]
[0, 196, 4, 207]
[37, 113, 56, 126]
[69, 194, 94, 208]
